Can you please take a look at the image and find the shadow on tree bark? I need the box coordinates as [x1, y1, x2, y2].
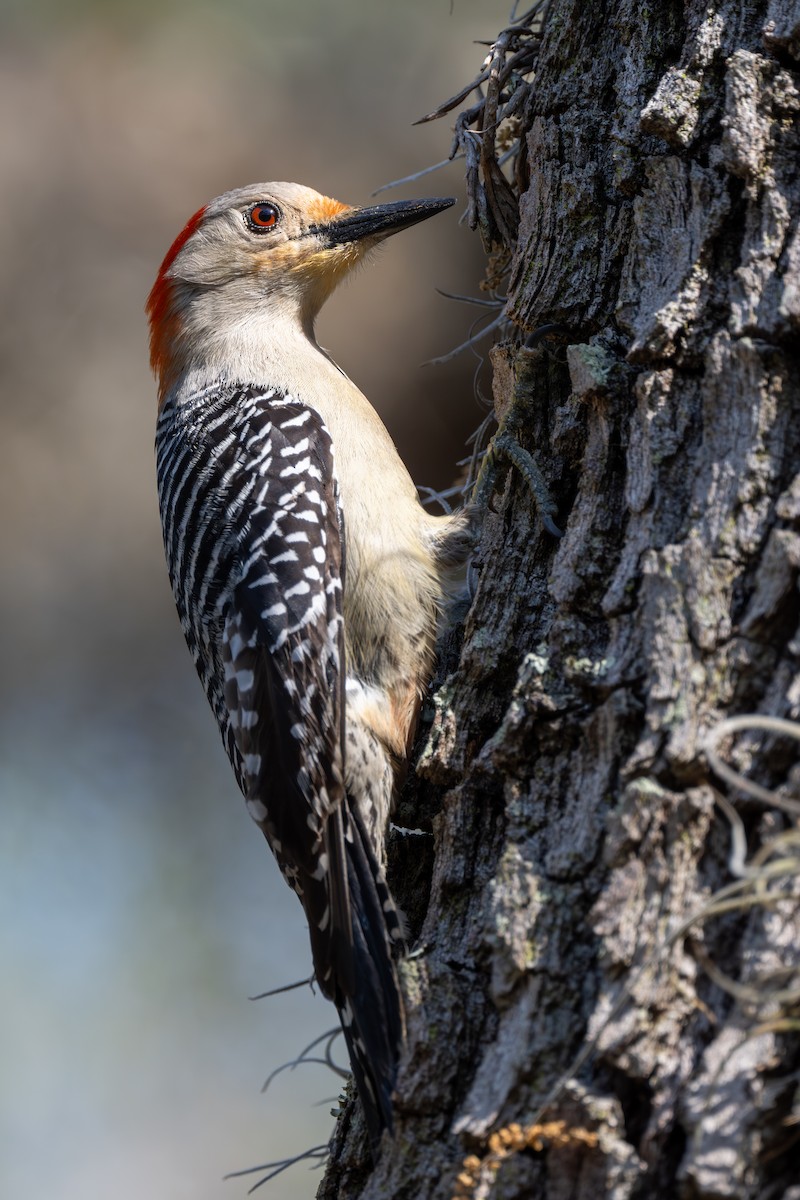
[319, 2, 800, 1197]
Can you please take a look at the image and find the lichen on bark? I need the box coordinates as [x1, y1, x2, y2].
[319, 3, 800, 1197]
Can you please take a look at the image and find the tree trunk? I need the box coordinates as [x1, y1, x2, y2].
[320, 2, 800, 1197]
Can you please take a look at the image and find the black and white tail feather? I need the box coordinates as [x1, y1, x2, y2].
[156, 381, 404, 1152]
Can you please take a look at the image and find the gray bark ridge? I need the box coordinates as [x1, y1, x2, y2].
[320, 3, 800, 1198]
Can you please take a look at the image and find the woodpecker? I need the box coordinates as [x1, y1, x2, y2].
[148, 181, 471, 1153]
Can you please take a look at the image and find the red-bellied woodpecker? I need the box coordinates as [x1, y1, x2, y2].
[147, 182, 471, 1153]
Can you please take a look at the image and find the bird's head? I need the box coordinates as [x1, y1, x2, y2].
[147, 181, 454, 403]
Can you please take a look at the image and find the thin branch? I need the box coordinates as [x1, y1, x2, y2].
[435, 288, 504, 308]
[422, 311, 505, 367]
[249, 974, 315, 1001]
[224, 1145, 329, 1194]
[370, 157, 464, 198]
[704, 715, 800, 816]
[414, 71, 491, 125]
[261, 1027, 347, 1094]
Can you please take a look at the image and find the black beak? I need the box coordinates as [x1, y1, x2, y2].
[312, 197, 455, 247]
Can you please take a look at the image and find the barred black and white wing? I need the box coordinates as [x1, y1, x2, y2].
[156, 382, 402, 1152]
[217, 396, 355, 995]
[157, 383, 348, 954]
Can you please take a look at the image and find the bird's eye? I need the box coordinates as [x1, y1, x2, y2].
[246, 203, 280, 232]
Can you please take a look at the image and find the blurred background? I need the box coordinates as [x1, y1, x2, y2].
[0, 1, 496, 1197]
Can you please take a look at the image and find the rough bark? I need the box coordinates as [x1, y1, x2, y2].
[320, 2, 800, 1198]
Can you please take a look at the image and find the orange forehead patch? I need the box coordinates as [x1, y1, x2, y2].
[307, 195, 353, 224]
